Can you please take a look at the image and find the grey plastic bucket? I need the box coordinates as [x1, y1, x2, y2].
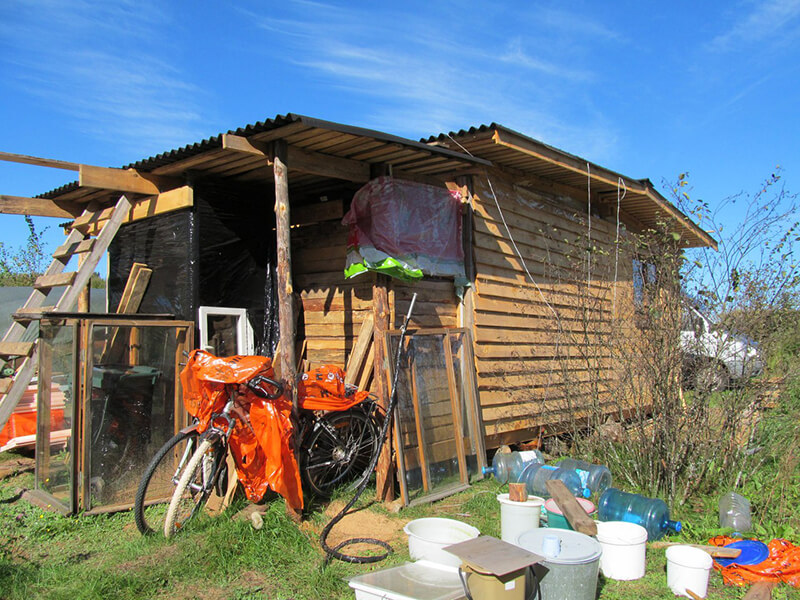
[516, 528, 602, 600]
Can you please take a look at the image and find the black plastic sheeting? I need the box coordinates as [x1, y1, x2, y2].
[108, 179, 280, 356]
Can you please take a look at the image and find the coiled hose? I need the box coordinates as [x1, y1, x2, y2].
[320, 293, 416, 565]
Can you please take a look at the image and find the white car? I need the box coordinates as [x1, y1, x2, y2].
[680, 306, 763, 391]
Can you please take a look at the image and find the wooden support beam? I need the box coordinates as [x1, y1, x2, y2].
[71, 185, 193, 234]
[79, 164, 183, 196]
[0, 150, 80, 171]
[0, 195, 83, 218]
[222, 134, 371, 182]
[272, 140, 298, 415]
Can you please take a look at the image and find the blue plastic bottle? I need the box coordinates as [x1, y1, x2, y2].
[597, 488, 682, 541]
[482, 450, 545, 483]
[519, 463, 591, 498]
[557, 458, 613, 495]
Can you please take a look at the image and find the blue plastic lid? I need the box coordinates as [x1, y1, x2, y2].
[715, 540, 769, 567]
[582, 488, 591, 498]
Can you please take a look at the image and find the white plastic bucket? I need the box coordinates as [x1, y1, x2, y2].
[497, 493, 545, 544]
[403, 518, 480, 567]
[666, 545, 714, 598]
[596, 521, 648, 580]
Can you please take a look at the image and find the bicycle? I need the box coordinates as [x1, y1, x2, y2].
[134, 351, 381, 537]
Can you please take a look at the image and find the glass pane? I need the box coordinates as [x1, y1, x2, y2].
[86, 324, 184, 510]
[36, 320, 75, 509]
[448, 332, 480, 477]
[391, 333, 462, 503]
[205, 313, 238, 356]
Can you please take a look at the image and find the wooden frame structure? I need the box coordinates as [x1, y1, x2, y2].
[1, 113, 715, 502]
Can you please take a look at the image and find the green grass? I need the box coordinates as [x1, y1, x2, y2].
[2, 378, 800, 599]
[2, 464, 800, 600]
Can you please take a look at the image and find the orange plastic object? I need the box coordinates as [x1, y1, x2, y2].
[709, 535, 800, 587]
[297, 365, 369, 411]
[180, 350, 303, 510]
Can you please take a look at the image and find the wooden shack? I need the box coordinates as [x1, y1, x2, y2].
[0, 114, 716, 481]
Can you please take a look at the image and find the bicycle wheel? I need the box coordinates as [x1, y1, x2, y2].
[300, 410, 379, 498]
[163, 434, 225, 538]
[134, 429, 199, 535]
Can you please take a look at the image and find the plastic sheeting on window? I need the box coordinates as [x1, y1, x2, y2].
[342, 177, 466, 285]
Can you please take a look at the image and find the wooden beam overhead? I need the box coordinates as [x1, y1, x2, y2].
[79, 164, 183, 195]
[71, 185, 194, 235]
[0, 151, 80, 171]
[222, 133, 371, 182]
[0, 195, 83, 218]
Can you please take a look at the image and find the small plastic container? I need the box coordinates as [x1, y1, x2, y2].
[348, 560, 464, 600]
[666, 545, 713, 598]
[403, 518, 480, 567]
[596, 521, 648, 580]
[497, 493, 545, 544]
[719, 491, 751, 533]
[543, 497, 596, 530]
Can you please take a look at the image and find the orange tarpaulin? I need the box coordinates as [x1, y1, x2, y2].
[297, 365, 370, 412]
[709, 535, 800, 587]
[180, 350, 303, 510]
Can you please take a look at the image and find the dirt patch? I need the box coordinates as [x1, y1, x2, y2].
[304, 500, 409, 555]
[116, 542, 182, 573]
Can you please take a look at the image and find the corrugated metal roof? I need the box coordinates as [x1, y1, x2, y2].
[41, 113, 489, 202]
[424, 124, 716, 249]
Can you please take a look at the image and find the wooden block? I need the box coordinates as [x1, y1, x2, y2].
[0, 342, 34, 358]
[545, 479, 597, 536]
[34, 272, 76, 290]
[743, 582, 777, 600]
[508, 482, 528, 502]
[0, 379, 11, 394]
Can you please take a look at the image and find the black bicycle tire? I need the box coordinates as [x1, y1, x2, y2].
[163, 434, 225, 538]
[133, 429, 198, 535]
[300, 410, 379, 498]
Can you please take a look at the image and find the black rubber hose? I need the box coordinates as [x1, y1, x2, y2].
[320, 293, 417, 565]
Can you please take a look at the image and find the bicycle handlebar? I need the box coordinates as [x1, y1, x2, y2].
[246, 375, 284, 400]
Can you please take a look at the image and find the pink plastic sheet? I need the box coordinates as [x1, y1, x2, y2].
[342, 177, 466, 282]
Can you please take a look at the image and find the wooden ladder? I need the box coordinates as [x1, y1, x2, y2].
[0, 194, 132, 432]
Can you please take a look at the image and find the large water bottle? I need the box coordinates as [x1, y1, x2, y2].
[519, 463, 591, 499]
[719, 492, 751, 533]
[482, 450, 545, 483]
[558, 458, 613, 495]
[597, 488, 682, 541]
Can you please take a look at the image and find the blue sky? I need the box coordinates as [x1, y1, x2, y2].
[1, 0, 798, 256]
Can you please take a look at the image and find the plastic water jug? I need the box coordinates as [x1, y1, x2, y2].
[719, 492, 751, 533]
[558, 458, 613, 495]
[519, 463, 591, 498]
[597, 488, 681, 541]
[482, 449, 544, 483]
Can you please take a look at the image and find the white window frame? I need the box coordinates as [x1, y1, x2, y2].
[197, 306, 255, 355]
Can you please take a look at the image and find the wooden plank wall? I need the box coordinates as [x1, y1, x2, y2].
[292, 221, 460, 374]
[292, 220, 374, 369]
[471, 173, 633, 447]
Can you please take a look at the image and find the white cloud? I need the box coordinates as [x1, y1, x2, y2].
[0, 0, 206, 156]
[710, 0, 800, 50]
[247, 2, 621, 162]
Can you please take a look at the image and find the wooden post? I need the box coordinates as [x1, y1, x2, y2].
[372, 274, 393, 502]
[271, 140, 298, 416]
[272, 139, 301, 521]
[370, 162, 395, 502]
